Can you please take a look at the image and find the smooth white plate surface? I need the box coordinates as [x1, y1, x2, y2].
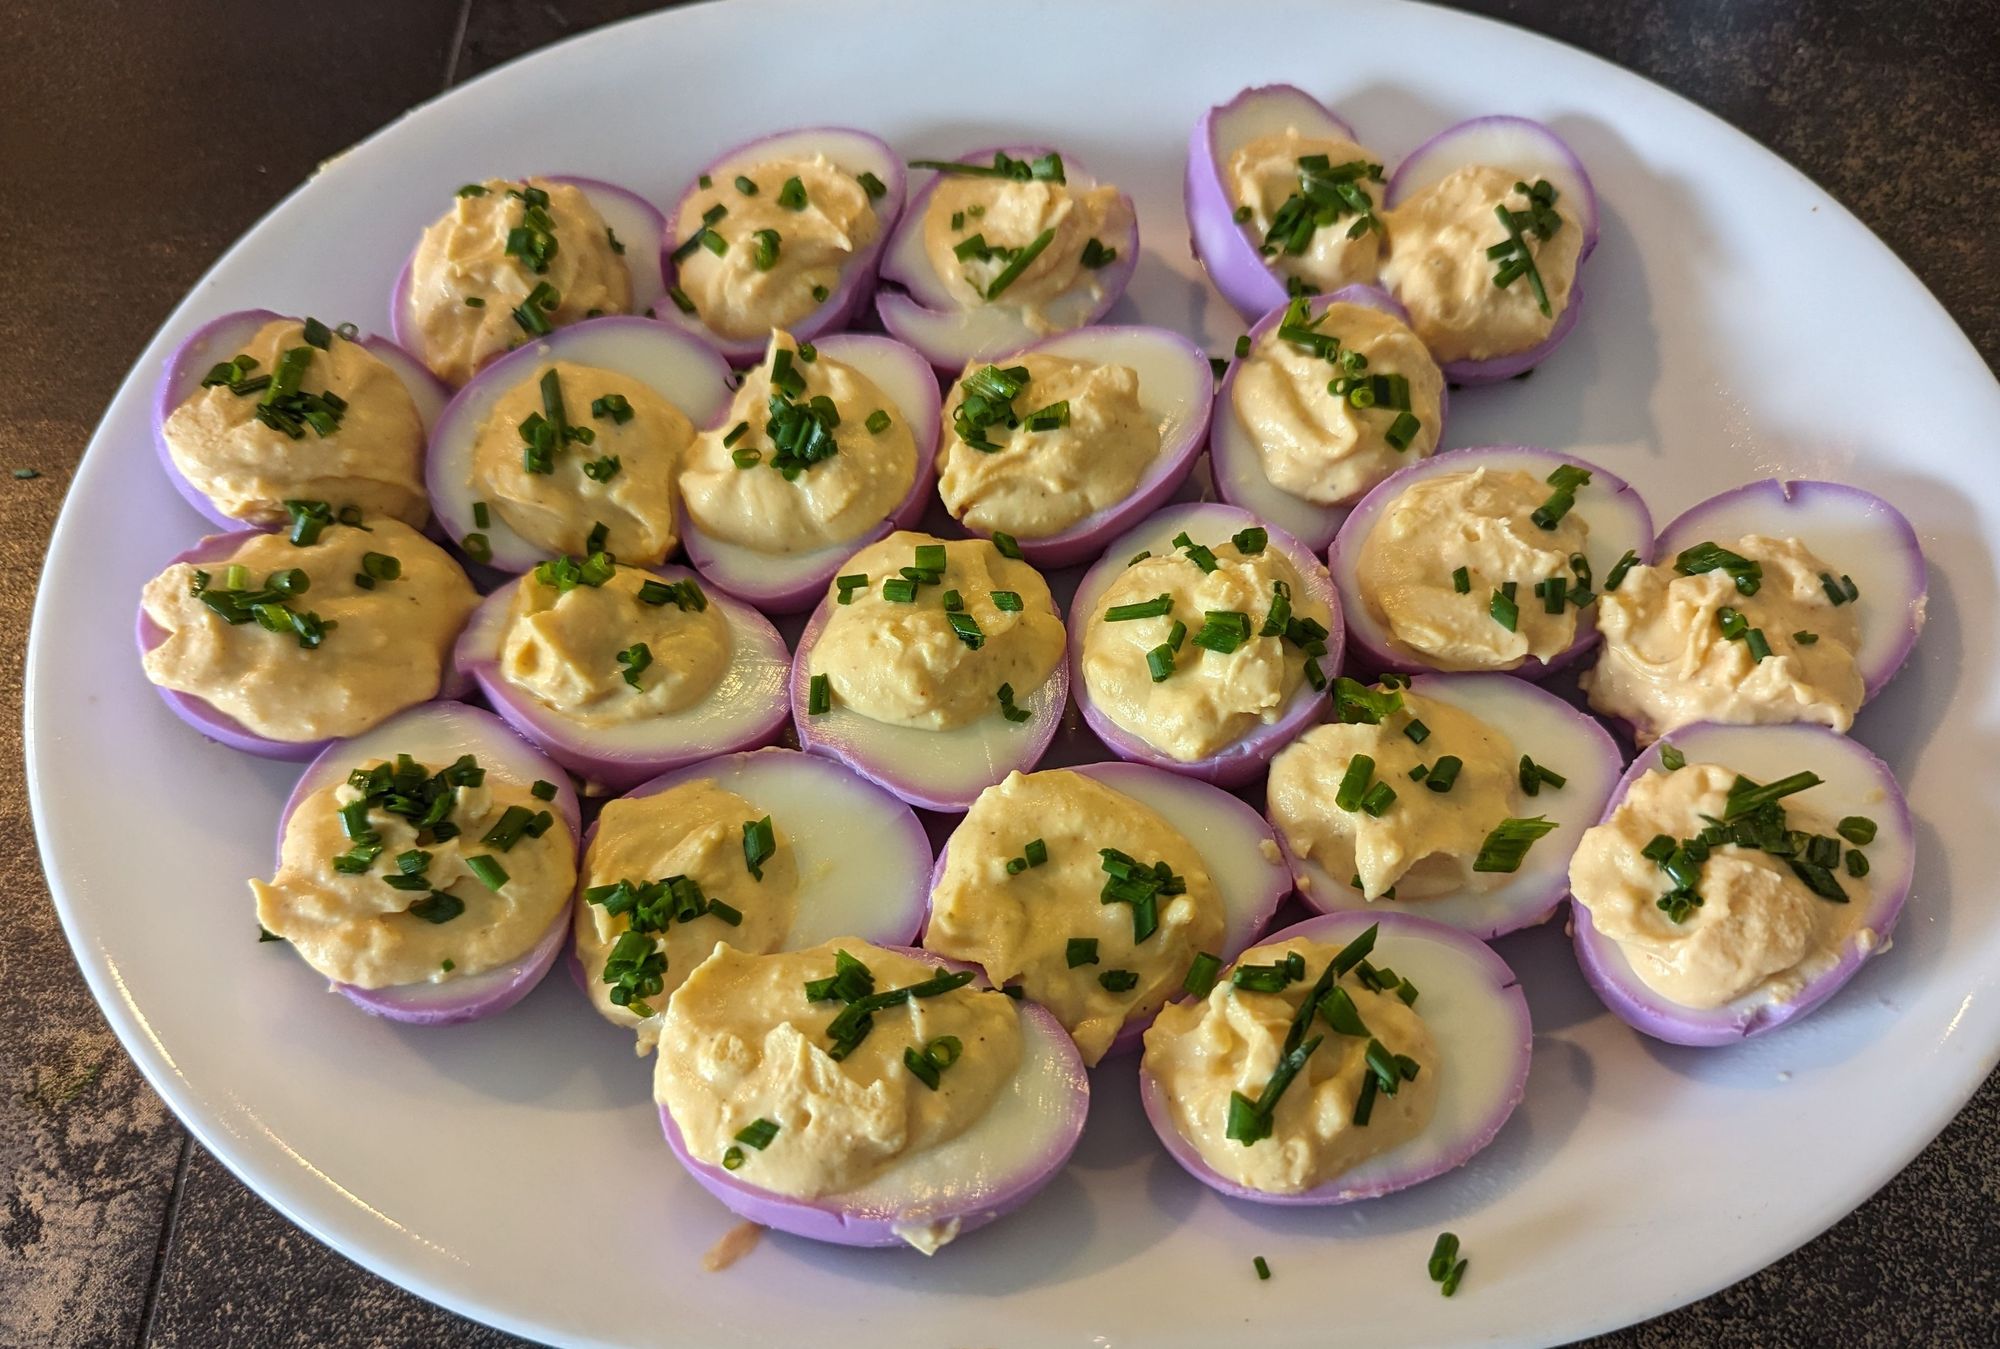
[29, 1, 2000, 1345]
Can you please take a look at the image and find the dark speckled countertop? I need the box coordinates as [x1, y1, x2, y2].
[3, 2, 1994, 1344]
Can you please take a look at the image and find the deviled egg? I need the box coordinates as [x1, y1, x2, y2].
[1270, 673, 1620, 938]
[1379, 117, 1599, 382]
[678, 330, 940, 612]
[1329, 445, 1653, 677]
[252, 703, 581, 1024]
[935, 325, 1214, 569]
[792, 531, 1068, 812]
[1584, 479, 1927, 743]
[453, 558, 787, 794]
[655, 940, 1088, 1253]
[394, 176, 667, 387]
[659, 127, 904, 364]
[136, 519, 477, 759]
[876, 145, 1139, 369]
[154, 310, 445, 531]
[1072, 502, 1340, 785]
[1569, 721, 1913, 1045]
[1186, 84, 1389, 320]
[1140, 912, 1531, 1203]
[571, 748, 931, 1048]
[426, 315, 733, 575]
[1212, 287, 1447, 551]
[923, 761, 1290, 1066]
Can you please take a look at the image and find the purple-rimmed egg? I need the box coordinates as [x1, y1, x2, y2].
[1568, 721, 1914, 1046]
[1270, 673, 1621, 939]
[658, 128, 904, 365]
[935, 324, 1212, 570]
[876, 146, 1139, 370]
[1329, 445, 1652, 679]
[1139, 910, 1531, 1205]
[453, 562, 788, 796]
[678, 332, 940, 614]
[1071, 502, 1340, 786]
[258, 702, 581, 1025]
[153, 310, 446, 532]
[1211, 284, 1448, 553]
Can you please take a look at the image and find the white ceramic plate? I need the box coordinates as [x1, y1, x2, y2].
[29, 2, 2000, 1345]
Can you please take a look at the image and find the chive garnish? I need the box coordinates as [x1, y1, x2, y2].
[1098, 969, 1140, 993]
[808, 673, 831, 715]
[1518, 755, 1566, 796]
[997, 683, 1032, 723]
[1472, 816, 1559, 873]
[1146, 644, 1175, 682]
[1066, 937, 1099, 968]
[1490, 587, 1519, 632]
[1183, 952, 1223, 998]
[1254, 1256, 1272, 1281]
[991, 531, 1022, 559]
[1676, 541, 1763, 596]
[908, 150, 1065, 183]
[1105, 593, 1173, 622]
[742, 815, 776, 880]
[1659, 741, 1686, 771]
[981, 227, 1057, 300]
[465, 855, 508, 891]
[857, 170, 888, 199]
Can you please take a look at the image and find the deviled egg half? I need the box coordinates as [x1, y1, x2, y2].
[792, 531, 1069, 812]
[678, 330, 940, 612]
[153, 310, 446, 532]
[426, 316, 734, 575]
[659, 127, 905, 364]
[1186, 84, 1389, 321]
[923, 762, 1290, 1066]
[1583, 479, 1927, 744]
[571, 748, 932, 1050]
[393, 175, 668, 387]
[252, 703, 582, 1024]
[135, 520, 477, 760]
[1329, 445, 1653, 678]
[876, 145, 1139, 370]
[1379, 117, 1599, 382]
[1072, 502, 1341, 786]
[935, 325, 1213, 569]
[1140, 911, 1531, 1204]
[1568, 721, 1914, 1045]
[655, 940, 1088, 1254]
[453, 559, 788, 794]
[1213, 286, 1448, 551]
[1270, 673, 1620, 939]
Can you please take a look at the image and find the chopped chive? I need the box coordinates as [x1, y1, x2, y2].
[1098, 969, 1140, 993]
[857, 170, 888, 199]
[531, 779, 557, 801]
[1518, 755, 1567, 795]
[465, 855, 509, 891]
[991, 531, 1022, 559]
[865, 408, 891, 434]
[742, 815, 776, 880]
[1404, 719, 1430, 745]
[992, 590, 1023, 612]
[1105, 592, 1173, 621]
[776, 176, 808, 210]
[1146, 644, 1175, 683]
[1659, 741, 1686, 771]
[1472, 816, 1559, 873]
[1254, 1256, 1271, 1281]
[1452, 565, 1471, 594]
[881, 577, 918, 603]
[1066, 937, 1100, 968]
[835, 572, 869, 605]
[1183, 952, 1223, 998]
[1358, 781, 1397, 817]
[1335, 755, 1375, 812]
[997, 683, 1032, 723]
[735, 1117, 780, 1150]
[983, 227, 1057, 300]
[1837, 816, 1877, 845]
[808, 673, 831, 715]
[1232, 526, 1268, 555]
[1424, 755, 1463, 794]
[1489, 588, 1518, 632]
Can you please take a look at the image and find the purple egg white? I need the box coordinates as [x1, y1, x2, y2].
[679, 333, 941, 614]
[1653, 478, 1926, 704]
[1569, 721, 1915, 1046]
[940, 325, 1214, 569]
[152, 309, 448, 531]
[452, 563, 789, 796]
[424, 315, 734, 574]
[1140, 909, 1531, 1205]
[657, 128, 905, 366]
[271, 702, 583, 1025]
[1383, 117, 1599, 384]
[920, 759, 1291, 1058]
[390, 175, 668, 383]
[1069, 501, 1342, 787]
[1212, 284, 1450, 552]
[875, 145, 1140, 371]
[1278, 673, 1621, 939]
[134, 528, 474, 761]
[789, 579, 1069, 814]
[1329, 444, 1653, 680]
[658, 945, 1088, 1252]
[1185, 83, 1369, 322]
